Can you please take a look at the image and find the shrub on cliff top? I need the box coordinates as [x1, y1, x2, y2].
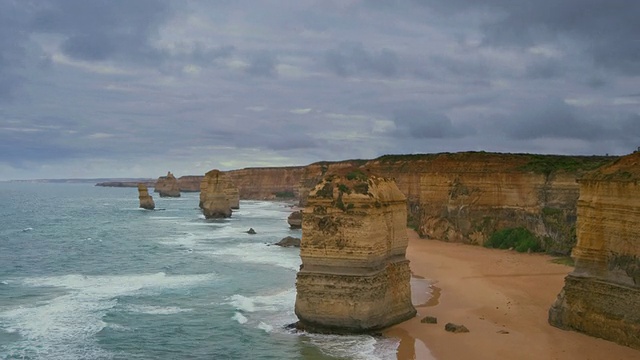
[485, 227, 543, 253]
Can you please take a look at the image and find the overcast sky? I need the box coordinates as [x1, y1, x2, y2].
[1, 0, 639, 180]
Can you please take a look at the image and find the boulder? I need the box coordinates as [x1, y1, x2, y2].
[247, 228, 256, 235]
[155, 171, 181, 197]
[138, 183, 155, 210]
[287, 210, 302, 229]
[199, 170, 233, 219]
[549, 152, 640, 349]
[294, 168, 416, 333]
[444, 323, 469, 333]
[275, 236, 300, 247]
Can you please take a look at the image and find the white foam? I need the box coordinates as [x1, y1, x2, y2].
[257, 322, 273, 333]
[22, 227, 33, 232]
[204, 243, 301, 271]
[124, 304, 192, 315]
[226, 288, 296, 313]
[0, 280, 8, 285]
[232, 312, 248, 324]
[227, 294, 257, 312]
[308, 334, 399, 360]
[1, 272, 218, 359]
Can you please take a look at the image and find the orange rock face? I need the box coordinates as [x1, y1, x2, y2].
[199, 170, 234, 218]
[549, 152, 640, 349]
[155, 171, 181, 197]
[294, 170, 416, 333]
[137, 183, 155, 210]
[226, 166, 305, 200]
[176, 175, 203, 192]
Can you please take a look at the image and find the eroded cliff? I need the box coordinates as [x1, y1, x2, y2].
[227, 166, 306, 200]
[294, 169, 416, 333]
[549, 152, 640, 349]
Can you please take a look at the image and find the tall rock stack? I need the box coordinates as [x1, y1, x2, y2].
[224, 181, 240, 210]
[199, 170, 233, 218]
[294, 169, 416, 333]
[138, 183, 155, 210]
[155, 171, 181, 197]
[549, 152, 640, 349]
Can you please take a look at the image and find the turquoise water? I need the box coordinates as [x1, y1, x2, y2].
[0, 183, 399, 360]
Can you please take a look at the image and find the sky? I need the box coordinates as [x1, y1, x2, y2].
[1, 0, 639, 180]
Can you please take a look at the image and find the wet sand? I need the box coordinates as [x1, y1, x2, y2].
[385, 229, 640, 360]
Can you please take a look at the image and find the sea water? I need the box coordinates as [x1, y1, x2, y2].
[0, 183, 401, 360]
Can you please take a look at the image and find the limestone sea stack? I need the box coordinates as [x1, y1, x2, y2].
[294, 169, 416, 333]
[199, 170, 233, 218]
[138, 183, 155, 210]
[549, 152, 640, 349]
[155, 171, 181, 197]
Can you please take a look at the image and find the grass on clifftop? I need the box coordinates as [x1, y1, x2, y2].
[485, 227, 543, 253]
[518, 155, 614, 176]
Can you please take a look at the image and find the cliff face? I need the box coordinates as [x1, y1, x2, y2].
[549, 152, 640, 349]
[294, 153, 612, 254]
[226, 166, 306, 200]
[137, 184, 155, 210]
[199, 170, 233, 218]
[155, 172, 181, 197]
[177, 176, 202, 192]
[295, 170, 416, 333]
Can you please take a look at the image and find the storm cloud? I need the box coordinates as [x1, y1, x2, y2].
[0, 0, 638, 180]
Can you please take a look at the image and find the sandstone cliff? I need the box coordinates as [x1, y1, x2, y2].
[176, 175, 202, 192]
[137, 183, 155, 210]
[226, 166, 306, 200]
[154, 171, 181, 197]
[549, 152, 640, 349]
[199, 170, 233, 218]
[293, 154, 612, 254]
[295, 169, 416, 333]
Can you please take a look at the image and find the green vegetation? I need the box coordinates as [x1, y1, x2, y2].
[338, 184, 351, 194]
[518, 155, 614, 176]
[346, 169, 368, 181]
[273, 190, 295, 198]
[551, 257, 575, 266]
[541, 207, 563, 217]
[484, 227, 543, 253]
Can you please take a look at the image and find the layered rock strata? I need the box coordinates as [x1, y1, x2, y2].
[295, 170, 416, 333]
[138, 183, 155, 210]
[155, 171, 181, 197]
[549, 152, 640, 349]
[199, 170, 233, 218]
[176, 175, 203, 192]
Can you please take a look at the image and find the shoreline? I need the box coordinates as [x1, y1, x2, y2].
[385, 229, 639, 360]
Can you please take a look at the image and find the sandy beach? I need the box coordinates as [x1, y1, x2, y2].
[385, 230, 640, 360]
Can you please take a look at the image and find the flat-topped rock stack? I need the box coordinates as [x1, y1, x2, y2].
[138, 183, 155, 210]
[549, 152, 640, 349]
[294, 169, 416, 333]
[155, 171, 181, 197]
[199, 170, 234, 218]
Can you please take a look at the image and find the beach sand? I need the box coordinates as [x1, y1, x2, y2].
[385, 229, 640, 360]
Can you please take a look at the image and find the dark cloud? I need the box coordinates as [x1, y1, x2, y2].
[420, 0, 640, 75]
[245, 51, 278, 77]
[0, 2, 29, 101]
[31, 0, 173, 64]
[324, 42, 398, 77]
[392, 108, 473, 139]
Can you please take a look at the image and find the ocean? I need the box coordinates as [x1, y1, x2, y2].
[0, 183, 403, 360]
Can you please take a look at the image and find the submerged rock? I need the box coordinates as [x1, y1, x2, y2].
[138, 183, 155, 210]
[247, 228, 256, 235]
[549, 152, 640, 349]
[287, 210, 302, 229]
[294, 169, 416, 333]
[275, 236, 300, 247]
